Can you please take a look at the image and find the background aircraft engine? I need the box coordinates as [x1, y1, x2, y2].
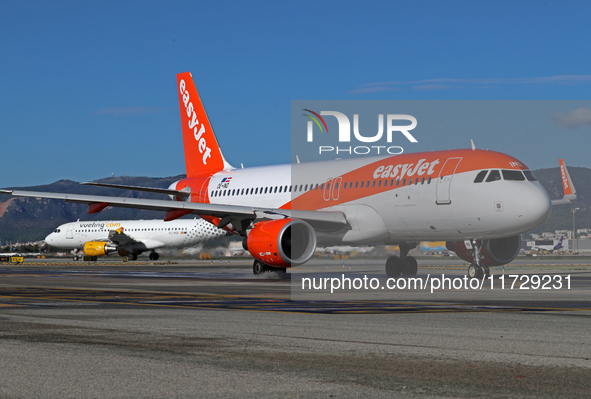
[246, 219, 317, 268]
[83, 241, 117, 257]
[446, 236, 521, 266]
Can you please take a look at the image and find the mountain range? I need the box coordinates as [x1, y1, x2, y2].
[0, 166, 589, 243]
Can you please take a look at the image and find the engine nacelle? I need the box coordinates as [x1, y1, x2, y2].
[83, 241, 117, 257]
[446, 236, 521, 266]
[245, 218, 316, 268]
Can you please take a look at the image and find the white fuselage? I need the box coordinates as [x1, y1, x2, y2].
[193, 150, 552, 245]
[45, 218, 226, 250]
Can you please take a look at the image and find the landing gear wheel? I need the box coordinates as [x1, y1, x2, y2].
[385, 256, 403, 278]
[129, 254, 138, 261]
[482, 265, 490, 277]
[149, 252, 159, 261]
[468, 264, 485, 279]
[402, 256, 418, 276]
[253, 260, 269, 275]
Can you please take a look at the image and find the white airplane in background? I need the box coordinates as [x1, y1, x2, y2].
[46, 218, 227, 260]
[1, 72, 577, 278]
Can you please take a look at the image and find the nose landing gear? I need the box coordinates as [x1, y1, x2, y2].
[466, 239, 490, 279]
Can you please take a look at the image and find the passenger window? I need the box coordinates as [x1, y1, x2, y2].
[355, 181, 358, 188]
[408, 178, 413, 185]
[474, 170, 488, 183]
[502, 170, 525, 181]
[360, 181, 364, 188]
[486, 170, 501, 182]
[523, 170, 537, 181]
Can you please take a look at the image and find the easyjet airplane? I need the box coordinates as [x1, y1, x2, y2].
[1, 72, 577, 278]
[46, 218, 227, 260]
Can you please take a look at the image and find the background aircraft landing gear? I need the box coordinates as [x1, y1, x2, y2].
[129, 253, 138, 261]
[149, 251, 159, 261]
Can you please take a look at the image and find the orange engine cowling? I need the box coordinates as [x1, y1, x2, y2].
[245, 219, 316, 268]
[446, 236, 521, 266]
[83, 241, 117, 257]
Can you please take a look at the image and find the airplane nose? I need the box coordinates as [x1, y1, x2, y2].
[517, 183, 552, 229]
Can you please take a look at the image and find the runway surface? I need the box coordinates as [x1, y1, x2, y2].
[0, 257, 590, 398]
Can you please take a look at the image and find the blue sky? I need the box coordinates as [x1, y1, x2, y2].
[1, 0, 590, 187]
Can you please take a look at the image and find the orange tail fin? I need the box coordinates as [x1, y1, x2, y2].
[559, 158, 576, 197]
[552, 159, 577, 205]
[177, 72, 233, 177]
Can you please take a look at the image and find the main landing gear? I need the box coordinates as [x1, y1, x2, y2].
[466, 239, 490, 279]
[149, 251, 160, 261]
[385, 243, 418, 278]
[252, 259, 287, 276]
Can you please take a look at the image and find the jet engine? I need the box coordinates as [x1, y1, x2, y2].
[446, 236, 521, 266]
[244, 218, 317, 268]
[83, 241, 118, 257]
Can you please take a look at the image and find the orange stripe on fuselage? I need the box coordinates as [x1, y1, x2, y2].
[287, 149, 528, 211]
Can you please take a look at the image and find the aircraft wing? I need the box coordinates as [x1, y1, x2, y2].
[0, 189, 347, 233]
[551, 159, 577, 206]
[108, 229, 136, 246]
[107, 229, 162, 250]
[81, 182, 191, 200]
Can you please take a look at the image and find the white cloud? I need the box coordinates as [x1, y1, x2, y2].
[350, 75, 591, 94]
[551, 108, 591, 129]
[95, 107, 167, 116]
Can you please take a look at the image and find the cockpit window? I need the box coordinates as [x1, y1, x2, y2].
[474, 170, 488, 183]
[502, 170, 525, 181]
[485, 170, 501, 182]
[523, 170, 537, 181]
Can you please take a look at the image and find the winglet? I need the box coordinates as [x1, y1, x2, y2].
[552, 159, 577, 205]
